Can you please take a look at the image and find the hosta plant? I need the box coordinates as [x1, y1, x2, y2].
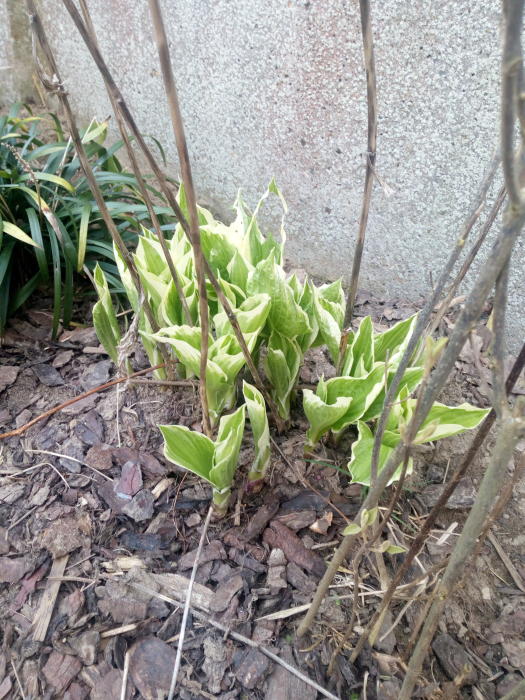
[160, 404, 246, 515]
[348, 390, 490, 486]
[303, 314, 423, 447]
[243, 381, 271, 491]
[145, 293, 271, 425]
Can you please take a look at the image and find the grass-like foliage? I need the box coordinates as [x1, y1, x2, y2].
[0, 103, 172, 336]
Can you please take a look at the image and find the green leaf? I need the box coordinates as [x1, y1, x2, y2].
[210, 405, 246, 509]
[342, 522, 362, 536]
[1, 220, 41, 248]
[159, 424, 215, 483]
[77, 203, 91, 272]
[247, 255, 311, 338]
[325, 364, 387, 435]
[312, 282, 344, 363]
[92, 263, 121, 363]
[19, 171, 75, 192]
[303, 384, 353, 447]
[214, 293, 271, 337]
[243, 381, 271, 483]
[374, 314, 417, 363]
[414, 402, 490, 444]
[264, 331, 302, 420]
[341, 315, 374, 377]
[360, 366, 424, 423]
[348, 421, 408, 487]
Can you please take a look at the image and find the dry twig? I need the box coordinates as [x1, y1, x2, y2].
[0, 364, 164, 441]
[167, 505, 213, 700]
[340, 0, 378, 342]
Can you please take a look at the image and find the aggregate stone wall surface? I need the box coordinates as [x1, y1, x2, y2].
[3, 1, 524, 349]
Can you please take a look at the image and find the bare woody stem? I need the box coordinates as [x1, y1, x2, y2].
[400, 403, 525, 698]
[61, 0, 285, 432]
[77, 0, 192, 326]
[338, 0, 377, 371]
[369, 153, 499, 488]
[297, 176, 524, 638]
[349, 340, 525, 661]
[147, 0, 211, 438]
[27, 0, 173, 372]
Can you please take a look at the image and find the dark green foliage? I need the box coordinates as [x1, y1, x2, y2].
[0, 103, 171, 336]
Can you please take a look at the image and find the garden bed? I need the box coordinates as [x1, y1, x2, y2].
[0, 291, 524, 699]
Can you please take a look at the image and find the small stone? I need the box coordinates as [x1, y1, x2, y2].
[36, 424, 68, 450]
[80, 360, 112, 391]
[374, 609, 397, 654]
[52, 350, 73, 368]
[426, 464, 446, 483]
[0, 366, 19, 393]
[33, 363, 64, 387]
[235, 649, 271, 689]
[92, 669, 131, 700]
[30, 484, 50, 507]
[502, 639, 525, 669]
[115, 461, 143, 498]
[0, 556, 31, 583]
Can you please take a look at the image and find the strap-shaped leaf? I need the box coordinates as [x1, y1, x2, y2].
[344, 316, 374, 377]
[159, 424, 214, 483]
[92, 263, 120, 363]
[312, 284, 342, 363]
[214, 293, 270, 337]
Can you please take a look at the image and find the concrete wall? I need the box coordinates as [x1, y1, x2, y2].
[3, 1, 523, 349]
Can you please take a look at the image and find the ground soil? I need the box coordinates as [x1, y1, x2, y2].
[0, 292, 523, 700]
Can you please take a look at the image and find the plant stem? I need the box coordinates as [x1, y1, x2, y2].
[338, 0, 377, 371]
[147, 0, 212, 438]
[348, 341, 525, 662]
[27, 0, 172, 373]
[400, 404, 525, 698]
[77, 0, 192, 326]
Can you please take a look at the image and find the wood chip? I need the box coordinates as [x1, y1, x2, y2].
[33, 554, 69, 642]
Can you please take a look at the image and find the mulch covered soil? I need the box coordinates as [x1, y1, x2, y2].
[0, 294, 524, 699]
